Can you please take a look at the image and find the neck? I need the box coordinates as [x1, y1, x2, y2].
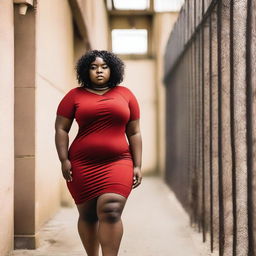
[90, 85, 109, 91]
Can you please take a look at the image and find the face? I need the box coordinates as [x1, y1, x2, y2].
[89, 57, 111, 86]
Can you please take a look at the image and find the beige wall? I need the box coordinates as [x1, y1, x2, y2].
[0, 2, 14, 255]
[76, 0, 109, 50]
[123, 60, 157, 174]
[36, 0, 79, 226]
[85, 0, 109, 50]
[154, 13, 179, 176]
[14, 2, 37, 249]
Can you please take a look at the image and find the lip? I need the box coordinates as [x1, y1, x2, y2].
[96, 75, 104, 79]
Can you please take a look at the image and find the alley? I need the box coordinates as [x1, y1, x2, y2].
[11, 177, 212, 256]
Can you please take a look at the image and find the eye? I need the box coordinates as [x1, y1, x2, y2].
[102, 65, 109, 69]
[90, 65, 97, 70]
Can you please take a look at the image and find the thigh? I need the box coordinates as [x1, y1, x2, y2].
[76, 197, 98, 222]
[97, 193, 127, 217]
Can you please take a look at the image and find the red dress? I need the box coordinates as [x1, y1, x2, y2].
[56, 86, 140, 204]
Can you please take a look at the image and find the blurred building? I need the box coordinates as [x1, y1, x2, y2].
[0, 0, 180, 255]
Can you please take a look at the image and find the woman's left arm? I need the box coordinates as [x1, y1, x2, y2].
[126, 119, 142, 189]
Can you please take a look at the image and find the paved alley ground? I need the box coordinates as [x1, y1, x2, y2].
[11, 177, 214, 256]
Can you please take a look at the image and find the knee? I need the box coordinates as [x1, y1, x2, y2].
[98, 202, 122, 223]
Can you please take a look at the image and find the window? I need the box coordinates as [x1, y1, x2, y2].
[154, 0, 184, 12]
[113, 0, 149, 10]
[112, 29, 148, 55]
[107, 0, 184, 12]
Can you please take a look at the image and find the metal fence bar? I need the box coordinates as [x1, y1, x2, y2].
[203, 14, 211, 248]
[232, 1, 249, 255]
[210, 6, 220, 252]
[201, 15, 206, 242]
[219, 0, 233, 255]
[246, 1, 255, 255]
[217, 2, 225, 255]
[164, 0, 256, 255]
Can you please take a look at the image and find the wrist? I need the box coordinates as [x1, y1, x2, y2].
[60, 158, 69, 163]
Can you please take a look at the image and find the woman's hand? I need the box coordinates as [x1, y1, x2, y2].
[61, 159, 73, 182]
[133, 166, 142, 189]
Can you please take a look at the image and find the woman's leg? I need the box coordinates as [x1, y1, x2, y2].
[97, 193, 127, 256]
[76, 197, 99, 256]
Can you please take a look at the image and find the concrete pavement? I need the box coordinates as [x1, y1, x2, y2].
[11, 177, 214, 256]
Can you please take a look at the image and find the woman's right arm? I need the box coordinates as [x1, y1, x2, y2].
[55, 115, 74, 182]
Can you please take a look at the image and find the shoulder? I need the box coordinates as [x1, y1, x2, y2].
[59, 87, 80, 104]
[70, 87, 81, 93]
[116, 85, 132, 93]
[116, 85, 136, 98]
[63, 87, 76, 95]
[63, 87, 81, 97]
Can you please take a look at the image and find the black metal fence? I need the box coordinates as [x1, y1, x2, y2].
[164, 0, 256, 255]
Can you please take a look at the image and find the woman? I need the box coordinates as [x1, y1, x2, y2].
[54, 50, 142, 256]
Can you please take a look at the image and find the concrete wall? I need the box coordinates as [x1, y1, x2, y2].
[74, 0, 109, 50]
[84, 0, 109, 49]
[123, 60, 156, 174]
[14, 2, 37, 249]
[36, 0, 76, 229]
[0, 1, 14, 255]
[153, 12, 179, 176]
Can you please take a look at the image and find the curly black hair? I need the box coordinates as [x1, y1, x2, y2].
[75, 50, 125, 88]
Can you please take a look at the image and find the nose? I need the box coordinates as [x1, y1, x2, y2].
[96, 67, 103, 73]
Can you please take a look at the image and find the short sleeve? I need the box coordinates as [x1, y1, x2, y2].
[56, 89, 76, 119]
[127, 88, 140, 121]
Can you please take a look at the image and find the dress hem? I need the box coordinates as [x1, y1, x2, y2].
[74, 188, 132, 205]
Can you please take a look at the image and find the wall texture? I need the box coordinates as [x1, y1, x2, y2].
[0, 1, 14, 255]
[123, 59, 157, 173]
[153, 12, 179, 176]
[14, 2, 37, 249]
[164, 0, 256, 255]
[36, 0, 76, 230]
